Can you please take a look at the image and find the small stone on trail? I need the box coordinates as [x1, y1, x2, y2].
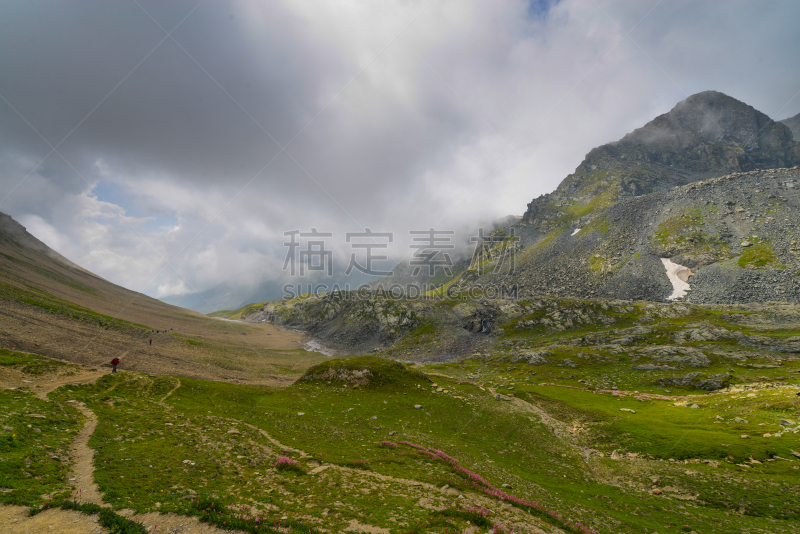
[780, 419, 794, 426]
[689, 404, 699, 409]
[741, 435, 749, 439]
[297, 412, 305, 416]
[620, 408, 636, 413]
[309, 465, 330, 475]
[228, 429, 240, 434]
[414, 405, 422, 409]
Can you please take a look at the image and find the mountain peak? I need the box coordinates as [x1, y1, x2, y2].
[781, 111, 800, 140]
[617, 90, 789, 153]
[523, 91, 800, 226]
[0, 211, 83, 270]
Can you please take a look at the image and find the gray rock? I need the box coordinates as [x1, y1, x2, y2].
[511, 350, 552, 365]
[637, 346, 711, 367]
[695, 373, 732, 391]
[633, 364, 678, 371]
[655, 372, 730, 390]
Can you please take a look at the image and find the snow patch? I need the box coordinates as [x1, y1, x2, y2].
[305, 340, 335, 357]
[571, 228, 581, 236]
[661, 258, 693, 300]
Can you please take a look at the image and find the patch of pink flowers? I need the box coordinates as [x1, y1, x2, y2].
[379, 440, 398, 447]
[398, 440, 426, 450]
[397, 441, 599, 534]
[274, 456, 301, 468]
[465, 505, 491, 518]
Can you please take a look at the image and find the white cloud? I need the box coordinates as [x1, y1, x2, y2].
[1, 0, 798, 305]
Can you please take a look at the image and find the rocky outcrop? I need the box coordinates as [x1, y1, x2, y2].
[655, 372, 732, 390]
[454, 92, 800, 305]
[781, 111, 800, 141]
[522, 91, 800, 230]
[635, 346, 711, 367]
[263, 294, 424, 352]
[459, 166, 800, 304]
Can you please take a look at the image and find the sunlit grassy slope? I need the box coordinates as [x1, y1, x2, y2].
[3, 348, 797, 534]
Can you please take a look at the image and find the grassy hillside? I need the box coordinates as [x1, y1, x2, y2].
[3, 350, 799, 533]
[208, 301, 267, 320]
[0, 213, 331, 383]
[2, 211, 799, 533]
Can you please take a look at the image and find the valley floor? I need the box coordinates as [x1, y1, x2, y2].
[1, 346, 799, 534]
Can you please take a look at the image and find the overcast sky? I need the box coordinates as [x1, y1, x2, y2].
[1, 0, 799, 301]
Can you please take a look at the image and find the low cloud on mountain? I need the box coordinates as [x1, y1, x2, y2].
[1, 0, 799, 304]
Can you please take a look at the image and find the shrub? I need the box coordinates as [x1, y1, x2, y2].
[274, 456, 305, 474]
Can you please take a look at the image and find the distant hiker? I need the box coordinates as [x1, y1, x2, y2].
[149, 339, 152, 345]
[111, 357, 120, 373]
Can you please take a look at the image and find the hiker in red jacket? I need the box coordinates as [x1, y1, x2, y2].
[111, 357, 120, 373]
[149, 339, 152, 345]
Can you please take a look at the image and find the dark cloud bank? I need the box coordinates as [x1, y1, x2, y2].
[1, 0, 799, 311]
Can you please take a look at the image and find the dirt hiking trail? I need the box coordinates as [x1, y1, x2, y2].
[1, 364, 240, 534]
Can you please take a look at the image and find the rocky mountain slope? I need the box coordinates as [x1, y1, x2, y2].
[523, 91, 799, 233]
[0, 211, 206, 329]
[452, 92, 800, 304]
[782, 111, 800, 140]
[458, 166, 800, 303]
[0, 211, 318, 382]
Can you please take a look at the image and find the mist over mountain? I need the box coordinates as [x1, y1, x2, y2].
[522, 91, 800, 235]
[443, 91, 800, 304]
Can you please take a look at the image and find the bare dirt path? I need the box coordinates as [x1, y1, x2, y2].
[0, 505, 108, 534]
[235, 420, 556, 534]
[67, 401, 106, 506]
[120, 511, 246, 534]
[35, 369, 105, 400]
[486, 386, 570, 440]
[159, 376, 182, 404]
[2, 365, 239, 534]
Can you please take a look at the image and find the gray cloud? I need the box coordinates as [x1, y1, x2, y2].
[1, 0, 799, 303]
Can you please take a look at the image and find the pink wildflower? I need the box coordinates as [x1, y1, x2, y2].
[274, 456, 301, 467]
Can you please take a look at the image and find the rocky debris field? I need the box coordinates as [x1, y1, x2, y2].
[244, 293, 800, 397]
[458, 166, 800, 304]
